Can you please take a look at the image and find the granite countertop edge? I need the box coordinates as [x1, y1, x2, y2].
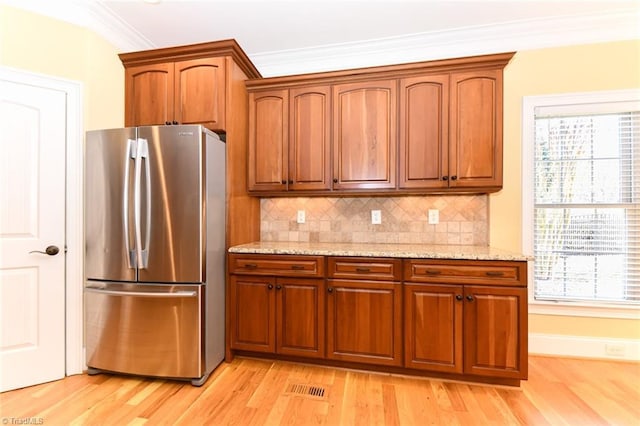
[228, 242, 533, 262]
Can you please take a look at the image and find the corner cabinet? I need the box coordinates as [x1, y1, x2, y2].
[245, 52, 514, 196]
[124, 57, 226, 131]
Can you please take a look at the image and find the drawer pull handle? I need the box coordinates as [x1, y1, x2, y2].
[425, 270, 442, 275]
[486, 271, 505, 277]
[244, 263, 258, 269]
[355, 267, 371, 273]
[291, 265, 305, 270]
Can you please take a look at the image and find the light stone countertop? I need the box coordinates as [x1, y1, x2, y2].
[228, 241, 533, 262]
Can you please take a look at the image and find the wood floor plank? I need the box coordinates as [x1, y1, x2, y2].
[1, 355, 638, 425]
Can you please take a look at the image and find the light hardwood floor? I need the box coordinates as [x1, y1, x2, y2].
[1, 356, 638, 425]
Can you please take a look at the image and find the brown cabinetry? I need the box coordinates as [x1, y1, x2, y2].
[404, 260, 527, 380]
[332, 81, 397, 190]
[399, 69, 503, 191]
[124, 57, 226, 131]
[228, 254, 325, 358]
[246, 52, 513, 195]
[326, 257, 402, 366]
[248, 86, 331, 192]
[120, 40, 263, 250]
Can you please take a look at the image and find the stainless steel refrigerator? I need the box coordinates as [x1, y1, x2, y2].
[84, 125, 225, 386]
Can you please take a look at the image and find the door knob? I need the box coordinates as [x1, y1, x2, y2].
[29, 245, 60, 256]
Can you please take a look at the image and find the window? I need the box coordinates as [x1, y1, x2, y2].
[523, 90, 640, 309]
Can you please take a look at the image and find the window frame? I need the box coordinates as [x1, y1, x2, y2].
[522, 89, 640, 319]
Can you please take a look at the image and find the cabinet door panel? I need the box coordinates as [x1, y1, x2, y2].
[230, 276, 276, 353]
[399, 75, 449, 189]
[326, 279, 402, 366]
[248, 90, 288, 191]
[124, 63, 174, 127]
[174, 57, 226, 130]
[404, 283, 463, 373]
[464, 285, 527, 379]
[333, 81, 397, 190]
[289, 86, 332, 191]
[450, 70, 502, 188]
[277, 278, 325, 358]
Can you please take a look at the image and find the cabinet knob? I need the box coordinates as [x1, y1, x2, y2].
[172, 120, 179, 125]
[276, 285, 282, 290]
[268, 284, 274, 290]
[281, 180, 287, 185]
[451, 175, 458, 181]
[327, 287, 334, 293]
[288, 180, 293, 184]
[466, 295, 474, 302]
[165, 121, 171, 125]
[442, 176, 449, 181]
[333, 178, 338, 183]
[455, 294, 463, 301]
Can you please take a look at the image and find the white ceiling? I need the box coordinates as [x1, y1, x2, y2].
[3, 0, 639, 76]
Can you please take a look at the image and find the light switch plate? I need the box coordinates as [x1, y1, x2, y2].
[371, 210, 382, 224]
[297, 210, 306, 224]
[428, 209, 439, 224]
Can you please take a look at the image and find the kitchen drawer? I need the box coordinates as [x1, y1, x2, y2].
[228, 254, 324, 277]
[327, 257, 402, 281]
[404, 259, 527, 286]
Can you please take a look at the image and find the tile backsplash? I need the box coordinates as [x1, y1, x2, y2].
[260, 195, 488, 245]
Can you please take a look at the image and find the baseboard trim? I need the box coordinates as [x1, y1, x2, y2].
[529, 333, 640, 362]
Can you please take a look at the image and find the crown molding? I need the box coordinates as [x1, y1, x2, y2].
[251, 8, 640, 77]
[0, 0, 155, 52]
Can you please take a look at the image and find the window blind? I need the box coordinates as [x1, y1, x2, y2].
[533, 107, 640, 304]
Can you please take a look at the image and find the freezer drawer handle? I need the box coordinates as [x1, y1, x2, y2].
[85, 287, 197, 298]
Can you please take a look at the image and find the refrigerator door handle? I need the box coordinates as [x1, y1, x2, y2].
[134, 138, 150, 269]
[123, 139, 136, 268]
[85, 287, 197, 298]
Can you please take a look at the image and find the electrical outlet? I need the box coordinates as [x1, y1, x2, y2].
[605, 343, 626, 357]
[371, 210, 382, 225]
[428, 209, 439, 224]
[296, 210, 306, 224]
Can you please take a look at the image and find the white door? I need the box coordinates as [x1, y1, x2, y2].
[0, 79, 66, 392]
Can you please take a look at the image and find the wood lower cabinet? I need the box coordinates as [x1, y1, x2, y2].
[228, 253, 527, 384]
[403, 260, 528, 380]
[463, 285, 527, 379]
[229, 254, 325, 358]
[326, 257, 402, 366]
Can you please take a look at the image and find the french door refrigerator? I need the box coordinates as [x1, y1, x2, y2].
[84, 125, 225, 386]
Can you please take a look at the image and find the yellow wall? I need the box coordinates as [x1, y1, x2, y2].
[492, 40, 640, 340]
[0, 5, 124, 130]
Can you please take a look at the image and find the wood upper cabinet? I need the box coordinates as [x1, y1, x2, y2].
[449, 69, 503, 189]
[463, 285, 527, 379]
[400, 69, 503, 191]
[399, 74, 449, 189]
[124, 57, 226, 131]
[289, 86, 332, 191]
[332, 80, 397, 190]
[248, 90, 288, 191]
[248, 86, 331, 192]
[124, 63, 174, 127]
